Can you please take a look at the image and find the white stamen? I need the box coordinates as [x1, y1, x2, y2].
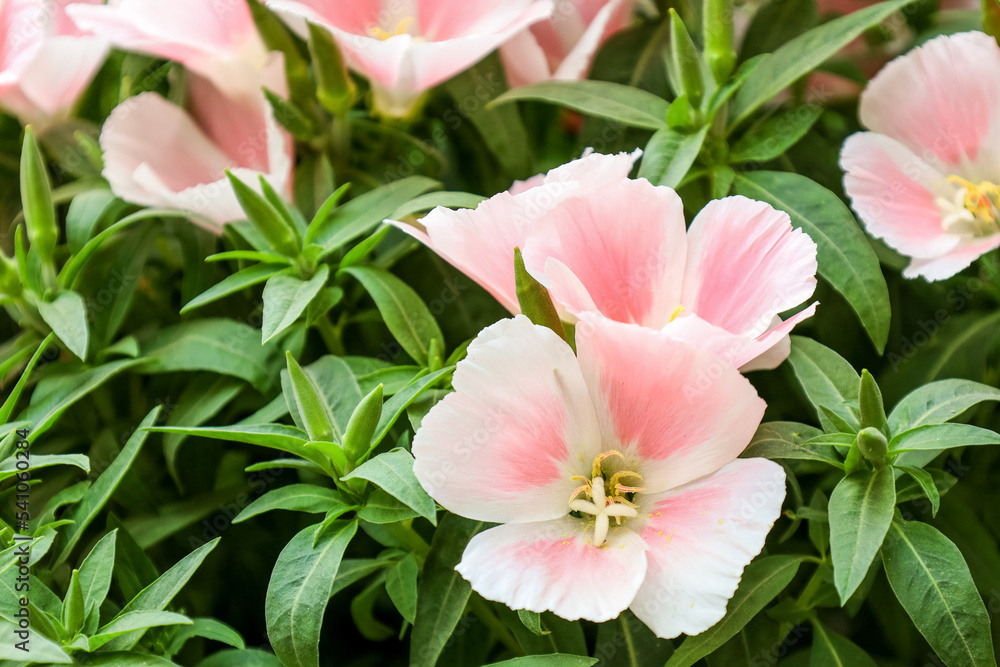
[570, 477, 639, 546]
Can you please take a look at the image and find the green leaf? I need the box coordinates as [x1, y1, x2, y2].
[514, 247, 564, 341]
[484, 657, 598, 667]
[734, 172, 889, 351]
[166, 617, 246, 656]
[386, 553, 419, 624]
[809, 621, 878, 667]
[78, 530, 117, 623]
[89, 611, 192, 651]
[341, 266, 445, 366]
[262, 265, 330, 343]
[738, 0, 818, 62]
[146, 424, 328, 471]
[730, 0, 916, 126]
[665, 555, 805, 667]
[234, 484, 350, 523]
[729, 105, 822, 164]
[102, 538, 220, 651]
[65, 188, 120, 254]
[444, 54, 532, 178]
[227, 172, 300, 257]
[285, 352, 337, 442]
[593, 610, 673, 667]
[307, 23, 355, 113]
[38, 291, 89, 361]
[882, 520, 996, 667]
[357, 487, 420, 524]
[307, 176, 440, 250]
[828, 467, 896, 604]
[0, 618, 72, 663]
[786, 336, 861, 431]
[517, 609, 546, 637]
[266, 521, 358, 667]
[280, 355, 363, 442]
[344, 448, 437, 525]
[197, 648, 284, 667]
[21, 126, 58, 264]
[390, 191, 487, 220]
[896, 466, 941, 517]
[371, 368, 451, 452]
[181, 264, 283, 314]
[140, 319, 280, 393]
[741, 421, 842, 466]
[411, 514, 484, 667]
[163, 376, 245, 486]
[667, 9, 706, 107]
[0, 333, 55, 424]
[342, 384, 384, 463]
[887, 379, 1000, 434]
[638, 126, 709, 188]
[890, 423, 1000, 469]
[76, 652, 183, 666]
[491, 80, 669, 130]
[108, 515, 159, 603]
[53, 407, 161, 569]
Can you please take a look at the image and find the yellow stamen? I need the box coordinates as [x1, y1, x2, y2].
[367, 16, 415, 40]
[615, 484, 646, 495]
[946, 176, 1000, 235]
[669, 305, 686, 322]
[608, 470, 642, 489]
[568, 483, 591, 507]
[592, 450, 623, 478]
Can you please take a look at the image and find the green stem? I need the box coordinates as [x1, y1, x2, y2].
[468, 595, 524, 658]
[795, 566, 826, 610]
[330, 113, 351, 183]
[384, 521, 431, 558]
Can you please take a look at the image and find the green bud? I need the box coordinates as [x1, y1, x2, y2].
[514, 247, 565, 341]
[62, 569, 85, 637]
[309, 22, 357, 115]
[857, 426, 889, 469]
[246, 0, 314, 105]
[668, 9, 704, 109]
[343, 384, 384, 465]
[20, 127, 58, 265]
[984, 0, 1000, 45]
[843, 441, 864, 475]
[227, 171, 301, 257]
[703, 0, 736, 84]
[285, 352, 335, 443]
[858, 369, 889, 437]
[0, 251, 20, 296]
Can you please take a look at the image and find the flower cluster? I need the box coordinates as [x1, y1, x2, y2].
[401, 151, 819, 636]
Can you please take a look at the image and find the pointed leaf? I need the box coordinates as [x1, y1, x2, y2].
[38, 291, 89, 361]
[344, 448, 437, 525]
[262, 265, 330, 343]
[829, 468, 896, 604]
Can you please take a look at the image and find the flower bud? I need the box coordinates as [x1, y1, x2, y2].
[857, 427, 889, 469]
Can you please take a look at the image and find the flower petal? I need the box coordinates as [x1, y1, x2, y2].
[630, 458, 786, 639]
[392, 182, 573, 314]
[575, 314, 766, 494]
[680, 195, 818, 339]
[523, 178, 686, 326]
[841, 132, 961, 261]
[11, 35, 107, 119]
[457, 517, 648, 622]
[412, 316, 602, 524]
[859, 31, 1000, 168]
[905, 235, 1000, 281]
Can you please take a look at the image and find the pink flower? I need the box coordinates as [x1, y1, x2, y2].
[499, 0, 634, 88]
[264, 0, 554, 116]
[413, 314, 784, 636]
[841, 31, 1000, 280]
[0, 0, 108, 124]
[67, 0, 270, 100]
[99, 62, 294, 230]
[392, 151, 818, 371]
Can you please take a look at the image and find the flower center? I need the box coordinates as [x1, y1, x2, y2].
[938, 176, 1000, 237]
[568, 451, 644, 547]
[368, 16, 417, 41]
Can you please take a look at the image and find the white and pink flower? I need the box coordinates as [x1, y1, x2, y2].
[99, 62, 293, 230]
[264, 0, 555, 116]
[499, 0, 634, 88]
[392, 151, 818, 371]
[0, 0, 108, 124]
[413, 314, 785, 636]
[841, 31, 1000, 281]
[67, 0, 271, 101]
